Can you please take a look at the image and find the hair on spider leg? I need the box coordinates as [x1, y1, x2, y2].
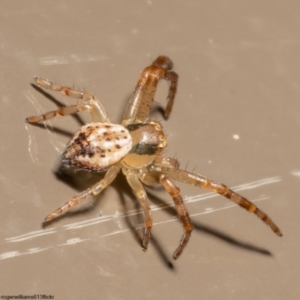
[191, 163, 198, 173]
[184, 160, 190, 171]
[177, 159, 196, 172]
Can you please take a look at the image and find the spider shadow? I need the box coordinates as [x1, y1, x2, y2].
[109, 175, 274, 268]
[44, 160, 175, 269]
[43, 163, 273, 267]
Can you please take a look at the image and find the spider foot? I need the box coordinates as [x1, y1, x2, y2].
[141, 227, 151, 251]
[173, 232, 192, 260]
[44, 209, 63, 222]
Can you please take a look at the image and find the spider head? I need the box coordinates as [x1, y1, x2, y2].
[121, 121, 167, 168]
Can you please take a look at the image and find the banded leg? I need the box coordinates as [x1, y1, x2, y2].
[44, 164, 121, 222]
[155, 165, 282, 237]
[126, 173, 152, 251]
[159, 175, 193, 260]
[26, 77, 109, 123]
[122, 56, 178, 126]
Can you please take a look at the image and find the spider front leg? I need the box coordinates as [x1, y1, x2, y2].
[122, 56, 178, 126]
[125, 173, 152, 251]
[44, 164, 121, 222]
[159, 175, 193, 260]
[155, 165, 282, 237]
[26, 77, 110, 124]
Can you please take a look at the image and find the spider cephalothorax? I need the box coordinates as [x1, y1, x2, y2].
[26, 56, 282, 260]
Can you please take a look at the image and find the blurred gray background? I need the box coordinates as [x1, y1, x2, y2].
[0, 1, 298, 299]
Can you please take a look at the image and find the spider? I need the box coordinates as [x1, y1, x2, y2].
[26, 56, 282, 259]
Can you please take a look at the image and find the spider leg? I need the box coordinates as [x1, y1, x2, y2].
[125, 173, 152, 251]
[159, 175, 193, 260]
[122, 56, 178, 126]
[26, 77, 110, 123]
[44, 164, 121, 222]
[153, 165, 282, 236]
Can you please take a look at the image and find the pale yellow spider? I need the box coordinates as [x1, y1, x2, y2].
[26, 56, 282, 259]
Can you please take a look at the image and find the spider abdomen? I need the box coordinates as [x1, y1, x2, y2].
[62, 123, 132, 171]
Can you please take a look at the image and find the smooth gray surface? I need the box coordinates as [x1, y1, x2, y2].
[0, 1, 298, 299]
